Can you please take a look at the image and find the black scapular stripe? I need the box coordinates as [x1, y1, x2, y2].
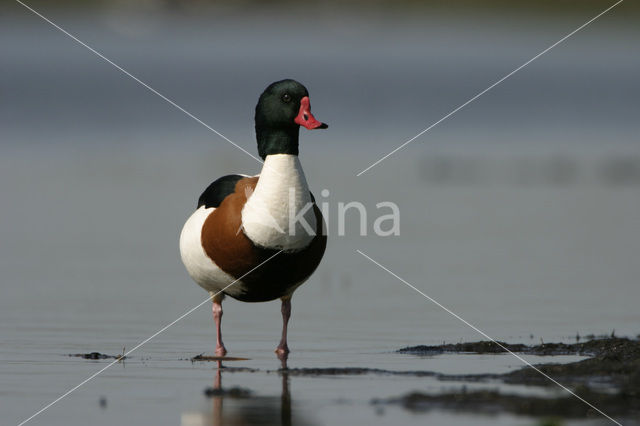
[197, 175, 245, 208]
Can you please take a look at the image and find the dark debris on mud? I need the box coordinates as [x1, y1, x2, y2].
[69, 352, 126, 360]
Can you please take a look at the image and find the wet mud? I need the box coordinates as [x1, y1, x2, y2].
[379, 337, 640, 419]
[178, 337, 639, 419]
[372, 387, 638, 419]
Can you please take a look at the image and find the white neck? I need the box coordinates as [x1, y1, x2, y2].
[241, 154, 317, 251]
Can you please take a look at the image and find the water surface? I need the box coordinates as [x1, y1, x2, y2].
[1, 6, 639, 425]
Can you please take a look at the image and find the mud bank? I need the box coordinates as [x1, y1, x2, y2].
[377, 337, 640, 419]
[372, 387, 637, 418]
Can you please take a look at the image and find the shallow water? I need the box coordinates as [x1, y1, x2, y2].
[1, 6, 639, 425]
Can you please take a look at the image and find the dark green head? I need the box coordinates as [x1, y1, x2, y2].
[255, 79, 327, 159]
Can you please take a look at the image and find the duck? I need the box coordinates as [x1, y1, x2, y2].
[179, 79, 328, 358]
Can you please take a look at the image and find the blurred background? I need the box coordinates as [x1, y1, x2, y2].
[1, 1, 639, 425]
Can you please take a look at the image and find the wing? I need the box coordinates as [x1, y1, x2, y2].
[197, 174, 249, 209]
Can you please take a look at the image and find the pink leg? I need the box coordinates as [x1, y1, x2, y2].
[212, 298, 227, 356]
[275, 296, 291, 356]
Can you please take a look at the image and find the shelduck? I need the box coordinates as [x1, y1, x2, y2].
[179, 79, 328, 358]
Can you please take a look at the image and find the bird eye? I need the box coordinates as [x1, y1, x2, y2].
[282, 93, 291, 103]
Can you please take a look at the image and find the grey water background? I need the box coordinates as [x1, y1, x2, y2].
[1, 1, 639, 425]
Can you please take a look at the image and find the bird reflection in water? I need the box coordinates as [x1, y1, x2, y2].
[181, 354, 315, 426]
